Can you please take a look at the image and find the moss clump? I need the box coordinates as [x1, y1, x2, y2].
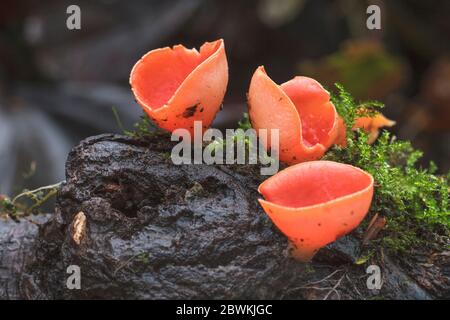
[0, 182, 61, 220]
[135, 252, 150, 265]
[237, 112, 252, 130]
[124, 114, 156, 138]
[112, 107, 160, 139]
[324, 84, 449, 254]
[0, 197, 17, 219]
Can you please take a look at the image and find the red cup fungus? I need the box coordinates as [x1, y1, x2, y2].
[335, 113, 396, 146]
[130, 39, 228, 134]
[248, 66, 339, 164]
[258, 161, 374, 262]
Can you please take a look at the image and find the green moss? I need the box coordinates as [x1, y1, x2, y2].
[238, 112, 252, 130]
[112, 107, 160, 139]
[324, 84, 449, 254]
[0, 182, 61, 220]
[125, 114, 156, 138]
[202, 113, 257, 160]
[135, 252, 150, 265]
[331, 83, 384, 137]
[204, 137, 225, 157]
[0, 197, 17, 218]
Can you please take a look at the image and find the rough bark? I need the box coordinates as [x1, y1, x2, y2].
[1, 133, 448, 299]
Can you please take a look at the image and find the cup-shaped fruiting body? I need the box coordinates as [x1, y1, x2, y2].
[130, 39, 228, 134]
[258, 161, 374, 262]
[355, 114, 396, 144]
[248, 66, 339, 164]
[335, 113, 396, 146]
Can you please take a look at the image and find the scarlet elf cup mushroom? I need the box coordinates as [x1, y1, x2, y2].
[248, 66, 395, 158]
[335, 113, 396, 146]
[248, 66, 340, 164]
[258, 161, 374, 262]
[130, 39, 228, 134]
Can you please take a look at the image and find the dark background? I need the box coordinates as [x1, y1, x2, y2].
[0, 0, 449, 196]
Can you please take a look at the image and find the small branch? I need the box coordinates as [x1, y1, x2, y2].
[304, 269, 343, 286]
[113, 253, 140, 276]
[12, 182, 63, 204]
[282, 269, 344, 299]
[323, 273, 345, 300]
[2, 182, 64, 219]
[346, 274, 364, 300]
[362, 212, 387, 245]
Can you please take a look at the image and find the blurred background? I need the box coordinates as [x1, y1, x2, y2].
[0, 0, 449, 197]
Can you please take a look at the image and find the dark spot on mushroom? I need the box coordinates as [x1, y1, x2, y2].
[318, 223, 321, 227]
[200, 107, 204, 112]
[350, 211, 354, 215]
[300, 238, 304, 242]
[182, 105, 198, 118]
